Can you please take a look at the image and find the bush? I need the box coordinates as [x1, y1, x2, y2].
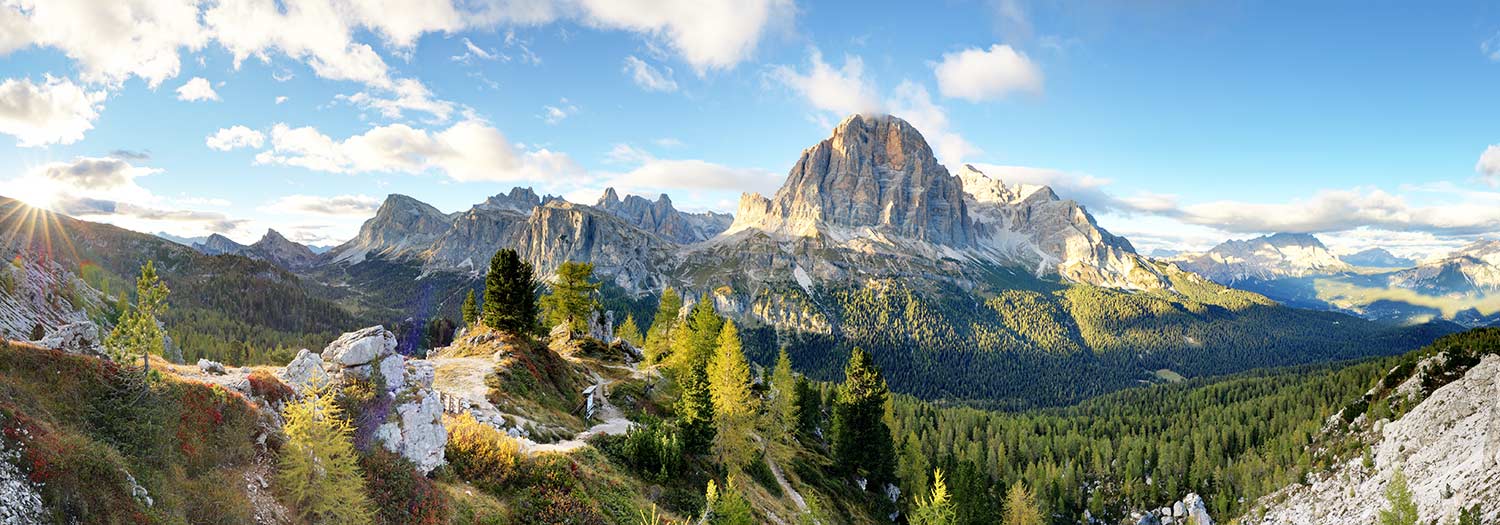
[594, 417, 682, 482]
[248, 369, 294, 406]
[744, 452, 783, 498]
[360, 449, 451, 525]
[446, 413, 522, 491]
[1382, 362, 1415, 390]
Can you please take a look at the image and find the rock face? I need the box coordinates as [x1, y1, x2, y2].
[374, 359, 447, 475]
[36, 321, 104, 358]
[1388, 239, 1500, 295]
[322, 326, 398, 367]
[279, 349, 328, 393]
[328, 194, 455, 264]
[729, 114, 973, 247]
[595, 188, 732, 244]
[193, 233, 249, 256]
[0, 256, 102, 343]
[1172, 233, 1351, 284]
[248, 229, 318, 269]
[0, 435, 45, 523]
[1129, 493, 1213, 525]
[514, 201, 675, 291]
[1251, 355, 1500, 524]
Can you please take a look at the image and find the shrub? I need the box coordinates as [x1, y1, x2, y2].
[515, 485, 607, 525]
[744, 451, 782, 498]
[248, 369, 294, 406]
[1382, 362, 1415, 390]
[446, 413, 522, 491]
[360, 448, 451, 525]
[182, 470, 255, 524]
[595, 417, 683, 482]
[278, 383, 373, 524]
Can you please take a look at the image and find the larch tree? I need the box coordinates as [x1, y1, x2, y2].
[541, 260, 600, 333]
[278, 380, 373, 524]
[616, 313, 643, 347]
[831, 347, 897, 488]
[461, 289, 478, 327]
[1378, 469, 1418, 525]
[909, 468, 956, 525]
[768, 348, 799, 439]
[669, 296, 722, 375]
[705, 476, 753, 525]
[643, 287, 682, 363]
[708, 321, 758, 471]
[103, 260, 169, 372]
[482, 249, 537, 335]
[1002, 482, 1042, 525]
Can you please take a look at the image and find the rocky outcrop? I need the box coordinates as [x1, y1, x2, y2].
[1172, 233, 1351, 284]
[197, 358, 226, 375]
[328, 194, 455, 264]
[1129, 493, 1213, 525]
[374, 359, 446, 475]
[0, 433, 45, 524]
[728, 114, 973, 246]
[279, 349, 329, 393]
[193, 233, 249, 256]
[1388, 239, 1500, 295]
[1250, 354, 1500, 524]
[36, 320, 104, 358]
[248, 229, 318, 269]
[322, 326, 398, 368]
[595, 188, 732, 244]
[0, 256, 101, 343]
[515, 201, 675, 291]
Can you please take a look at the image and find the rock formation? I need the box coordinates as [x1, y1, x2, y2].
[1171, 233, 1351, 284]
[595, 188, 732, 244]
[328, 194, 455, 264]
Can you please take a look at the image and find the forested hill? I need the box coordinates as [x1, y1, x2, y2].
[0, 197, 355, 365]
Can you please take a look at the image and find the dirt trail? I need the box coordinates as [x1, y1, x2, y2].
[526, 370, 634, 454]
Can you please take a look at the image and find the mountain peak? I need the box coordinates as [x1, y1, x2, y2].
[598, 187, 621, 207]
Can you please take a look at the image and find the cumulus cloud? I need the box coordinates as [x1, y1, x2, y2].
[250, 120, 584, 182]
[264, 194, 381, 216]
[1, 0, 207, 88]
[339, 78, 454, 122]
[0, 76, 105, 147]
[540, 99, 577, 124]
[933, 44, 1043, 102]
[205, 125, 266, 151]
[889, 81, 979, 166]
[596, 144, 780, 198]
[623, 56, 678, 92]
[577, 0, 792, 72]
[175, 76, 218, 101]
[771, 49, 884, 117]
[1476, 144, 1500, 186]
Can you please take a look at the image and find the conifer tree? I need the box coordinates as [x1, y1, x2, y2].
[616, 313, 643, 347]
[461, 290, 478, 327]
[676, 359, 716, 455]
[910, 468, 956, 525]
[643, 287, 682, 362]
[482, 249, 537, 335]
[709, 321, 757, 471]
[831, 347, 896, 488]
[768, 348, 799, 438]
[541, 261, 600, 333]
[104, 261, 169, 372]
[669, 296, 722, 374]
[278, 380, 373, 524]
[1378, 469, 1418, 525]
[1002, 482, 1042, 525]
[705, 476, 753, 525]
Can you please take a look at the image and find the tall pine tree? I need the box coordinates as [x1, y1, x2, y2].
[540, 261, 600, 333]
[768, 348, 800, 441]
[709, 321, 757, 471]
[676, 359, 716, 455]
[104, 261, 169, 372]
[461, 290, 478, 327]
[482, 249, 537, 335]
[643, 287, 682, 363]
[831, 347, 896, 489]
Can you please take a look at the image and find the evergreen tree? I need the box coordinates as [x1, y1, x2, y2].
[481, 249, 537, 335]
[676, 359, 716, 455]
[910, 469, 956, 525]
[541, 261, 600, 333]
[1002, 482, 1042, 525]
[1378, 469, 1418, 525]
[794, 375, 821, 435]
[709, 321, 757, 471]
[616, 313, 644, 347]
[1457, 504, 1482, 525]
[278, 380, 373, 524]
[461, 290, 478, 327]
[669, 296, 722, 374]
[831, 347, 896, 488]
[768, 348, 799, 439]
[104, 261, 169, 372]
[705, 476, 753, 525]
[643, 287, 682, 363]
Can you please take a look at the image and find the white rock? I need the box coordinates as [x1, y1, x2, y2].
[280, 349, 328, 393]
[197, 358, 227, 375]
[37, 320, 104, 358]
[378, 354, 405, 391]
[322, 326, 396, 366]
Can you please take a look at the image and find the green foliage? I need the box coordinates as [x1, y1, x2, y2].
[482, 248, 539, 335]
[103, 261, 168, 370]
[910, 469, 956, 525]
[705, 477, 753, 525]
[617, 313, 644, 347]
[1002, 482, 1042, 525]
[594, 416, 684, 482]
[1378, 469, 1418, 525]
[278, 381, 373, 524]
[541, 261, 602, 333]
[768, 348, 800, 441]
[461, 290, 479, 327]
[1457, 504, 1482, 525]
[643, 287, 683, 363]
[709, 320, 757, 471]
[669, 296, 723, 375]
[676, 359, 716, 456]
[831, 347, 896, 488]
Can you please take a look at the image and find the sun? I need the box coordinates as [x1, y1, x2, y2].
[6, 176, 59, 210]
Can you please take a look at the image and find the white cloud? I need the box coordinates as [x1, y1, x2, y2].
[1, 0, 207, 88]
[452, 37, 497, 63]
[577, 0, 792, 72]
[623, 56, 678, 92]
[251, 120, 584, 182]
[175, 76, 219, 101]
[888, 80, 979, 166]
[1483, 32, 1500, 61]
[264, 194, 381, 216]
[596, 144, 780, 199]
[206, 125, 266, 151]
[0, 76, 105, 147]
[1476, 144, 1500, 186]
[933, 44, 1043, 102]
[275, 95, 288, 104]
[339, 78, 455, 122]
[541, 99, 577, 124]
[771, 49, 884, 117]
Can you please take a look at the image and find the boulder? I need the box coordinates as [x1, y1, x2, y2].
[372, 359, 446, 474]
[1181, 493, 1212, 525]
[322, 326, 396, 366]
[280, 349, 329, 393]
[37, 321, 104, 358]
[197, 358, 226, 375]
[378, 354, 405, 391]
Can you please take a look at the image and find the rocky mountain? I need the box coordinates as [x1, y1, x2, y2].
[595, 188, 731, 244]
[248, 229, 318, 269]
[1388, 239, 1500, 295]
[193, 233, 249, 256]
[328, 193, 455, 265]
[1341, 247, 1415, 268]
[1172, 232, 1352, 284]
[155, 232, 207, 247]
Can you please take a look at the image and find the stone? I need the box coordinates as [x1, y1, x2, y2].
[378, 354, 405, 391]
[322, 326, 396, 366]
[1181, 493, 1212, 525]
[376, 391, 447, 475]
[36, 321, 104, 358]
[1173, 500, 1186, 518]
[280, 349, 329, 393]
[197, 358, 226, 375]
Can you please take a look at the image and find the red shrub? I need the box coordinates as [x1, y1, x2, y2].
[247, 369, 294, 406]
[359, 448, 451, 525]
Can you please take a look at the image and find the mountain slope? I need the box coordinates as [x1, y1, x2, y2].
[595, 188, 731, 244]
[1173, 232, 1352, 283]
[1341, 247, 1415, 268]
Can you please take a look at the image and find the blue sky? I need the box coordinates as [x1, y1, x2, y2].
[3, 1, 1500, 257]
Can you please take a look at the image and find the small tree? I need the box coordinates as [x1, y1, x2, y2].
[676, 359, 716, 456]
[1002, 482, 1042, 525]
[705, 476, 753, 525]
[541, 261, 601, 333]
[909, 468, 956, 525]
[460, 290, 478, 327]
[768, 348, 799, 440]
[1457, 504, 1482, 525]
[104, 261, 169, 372]
[1378, 469, 1418, 525]
[278, 380, 373, 524]
[643, 287, 682, 362]
[482, 249, 537, 335]
[709, 321, 757, 471]
[831, 347, 896, 488]
[616, 313, 644, 347]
